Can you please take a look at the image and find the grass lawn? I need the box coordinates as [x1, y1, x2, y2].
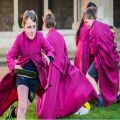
[1, 100, 120, 120]
[0, 100, 38, 120]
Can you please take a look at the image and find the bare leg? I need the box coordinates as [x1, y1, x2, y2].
[86, 73, 100, 95]
[14, 100, 31, 117]
[86, 73, 104, 107]
[17, 85, 29, 120]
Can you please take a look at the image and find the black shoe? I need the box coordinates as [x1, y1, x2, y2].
[116, 94, 120, 103]
[4, 106, 15, 120]
[94, 100, 104, 107]
[93, 94, 104, 108]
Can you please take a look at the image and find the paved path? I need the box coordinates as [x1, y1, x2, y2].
[0, 67, 8, 79]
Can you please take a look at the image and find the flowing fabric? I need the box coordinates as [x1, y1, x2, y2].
[0, 31, 55, 116]
[37, 28, 98, 119]
[89, 20, 120, 106]
[74, 23, 93, 75]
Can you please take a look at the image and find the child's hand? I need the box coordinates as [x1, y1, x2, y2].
[41, 52, 50, 65]
[14, 65, 23, 69]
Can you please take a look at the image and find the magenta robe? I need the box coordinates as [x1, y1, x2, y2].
[89, 20, 120, 106]
[0, 31, 55, 116]
[37, 28, 98, 119]
[74, 23, 93, 75]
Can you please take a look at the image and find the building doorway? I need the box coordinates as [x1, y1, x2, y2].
[49, 0, 73, 29]
[114, 0, 120, 28]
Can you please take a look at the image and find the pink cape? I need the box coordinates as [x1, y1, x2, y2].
[74, 23, 93, 75]
[36, 28, 98, 119]
[0, 31, 55, 116]
[89, 20, 120, 106]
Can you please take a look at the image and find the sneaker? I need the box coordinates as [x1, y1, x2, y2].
[4, 106, 15, 120]
[75, 107, 89, 115]
[79, 107, 89, 115]
[116, 94, 120, 103]
[84, 102, 91, 111]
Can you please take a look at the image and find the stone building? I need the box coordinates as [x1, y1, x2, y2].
[0, 0, 120, 64]
[0, 0, 120, 31]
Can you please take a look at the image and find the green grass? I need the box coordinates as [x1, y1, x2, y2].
[64, 103, 120, 119]
[0, 100, 38, 120]
[1, 100, 120, 120]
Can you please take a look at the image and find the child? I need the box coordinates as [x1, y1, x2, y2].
[36, 11, 98, 119]
[84, 8, 119, 107]
[0, 10, 55, 120]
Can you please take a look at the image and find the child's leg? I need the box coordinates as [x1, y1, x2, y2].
[17, 85, 29, 120]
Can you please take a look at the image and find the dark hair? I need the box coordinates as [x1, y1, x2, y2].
[109, 26, 114, 29]
[22, 10, 38, 27]
[83, 7, 97, 20]
[76, 2, 97, 45]
[75, 18, 84, 45]
[44, 13, 56, 28]
[86, 2, 97, 9]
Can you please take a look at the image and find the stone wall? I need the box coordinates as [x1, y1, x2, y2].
[0, 0, 73, 31]
[0, 0, 120, 31]
[115, 28, 120, 49]
[1, 28, 120, 64]
[0, 0, 13, 31]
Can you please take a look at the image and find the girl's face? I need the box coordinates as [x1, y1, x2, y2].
[24, 18, 37, 40]
[84, 17, 94, 28]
